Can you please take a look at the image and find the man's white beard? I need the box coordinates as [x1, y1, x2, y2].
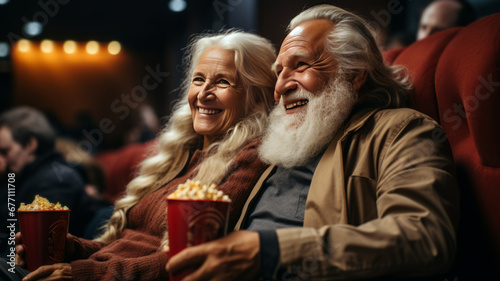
[259, 75, 357, 168]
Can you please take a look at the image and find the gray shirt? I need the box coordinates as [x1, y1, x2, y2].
[245, 153, 323, 231]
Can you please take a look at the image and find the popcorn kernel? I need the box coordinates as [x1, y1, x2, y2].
[168, 179, 231, 202]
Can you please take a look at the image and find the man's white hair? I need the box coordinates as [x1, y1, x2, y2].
[289, 4, 412, 109]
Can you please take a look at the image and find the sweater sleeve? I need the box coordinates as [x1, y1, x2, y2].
[70, 235, 104, 260]
[70, 251, 170, 281]
[217, 139, 269, 229]
[274, 115, 459, 279]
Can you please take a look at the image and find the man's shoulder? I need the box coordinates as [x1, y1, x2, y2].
[345, 107, 442, 141]
[373, 107, 437, 124]
[23, 153, 85, 188]
[369, 107, 441, 132]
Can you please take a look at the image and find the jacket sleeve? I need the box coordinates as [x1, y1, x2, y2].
[70, 251, 170, 281]
[274, 115, 460, 280]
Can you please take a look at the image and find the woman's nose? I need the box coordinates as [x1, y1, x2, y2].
[197, 83, 216, 102]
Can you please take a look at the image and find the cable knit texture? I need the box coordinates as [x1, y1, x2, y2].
[70, 139, 267, 280]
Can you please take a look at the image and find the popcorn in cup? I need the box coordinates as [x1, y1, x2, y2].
[167, 180, 231, 281]
[17, 195, 70, 272]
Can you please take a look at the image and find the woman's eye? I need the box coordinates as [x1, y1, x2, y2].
[216, 79, 232, 88]
[192, 77, 204, 85]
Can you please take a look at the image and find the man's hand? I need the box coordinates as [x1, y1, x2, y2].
[166, 231, 261, 281]
[22, 263, 73, 281]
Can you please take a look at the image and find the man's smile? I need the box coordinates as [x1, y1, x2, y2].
[285, 99, 309, 110]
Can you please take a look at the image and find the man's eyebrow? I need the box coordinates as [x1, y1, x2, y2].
[272, 52, 311, 73]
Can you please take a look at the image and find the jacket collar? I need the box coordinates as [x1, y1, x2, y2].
[339, 107, 381, 142]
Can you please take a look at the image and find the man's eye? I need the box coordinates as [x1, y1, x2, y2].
[297, 62, 308, 68]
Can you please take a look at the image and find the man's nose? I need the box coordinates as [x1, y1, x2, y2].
[274, 68, 297, 101]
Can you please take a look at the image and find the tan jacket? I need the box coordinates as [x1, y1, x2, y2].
[235, 108, 459, 280]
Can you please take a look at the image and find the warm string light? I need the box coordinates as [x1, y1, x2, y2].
[108, 41, 121, 55]
[63, 40, 77, 54]
[40, 40, 54, 53]
[15, 40, 122, 55]
[86, 41, 99, 55]
[17, 39, 31, 53]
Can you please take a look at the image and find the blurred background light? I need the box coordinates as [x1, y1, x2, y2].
[0, 42, 9, 57]
[108, 41, 121, 55]
[86, 41, 99, 54]
[23, 21, 43, 37]
[0, 0, 10, 5]
[40, 40, 54, 53]
[63, 40, 77, 54]
[17, 39, 31, 52]
[169, 0, 186, 12]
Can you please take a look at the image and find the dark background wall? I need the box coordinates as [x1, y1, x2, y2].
[0, 0, 499, 151]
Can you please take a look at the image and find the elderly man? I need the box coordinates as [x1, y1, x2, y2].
[417, 0, 476, 40]
[166, 5, 459, 280]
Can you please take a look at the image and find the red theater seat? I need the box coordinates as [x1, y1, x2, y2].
[385, 13, 500, 279]
[96, 140, 156, 203]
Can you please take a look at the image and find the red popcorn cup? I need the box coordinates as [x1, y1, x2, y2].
[167, 198, 231, 280]
[17, 210, 70, 272]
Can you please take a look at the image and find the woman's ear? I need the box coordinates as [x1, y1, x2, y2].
[352, 70, 367, 92]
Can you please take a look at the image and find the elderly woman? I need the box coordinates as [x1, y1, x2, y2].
[12, 30, 276, 280]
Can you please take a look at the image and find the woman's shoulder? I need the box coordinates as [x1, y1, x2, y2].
[231, 138, 263, 165]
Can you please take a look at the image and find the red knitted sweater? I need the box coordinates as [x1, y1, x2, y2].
[69, 139, 267, 280]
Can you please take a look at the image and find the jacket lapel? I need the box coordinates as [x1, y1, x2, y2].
[304, 108, 380, 227]
[234, 165, 276, 230]
[304, 133, 348, 226]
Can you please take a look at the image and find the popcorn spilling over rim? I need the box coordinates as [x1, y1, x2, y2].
[18, 195, 70, 211]
[168, 179, 231, 202]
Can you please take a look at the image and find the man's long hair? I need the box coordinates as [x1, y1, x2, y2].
[96, 30, 276, 245]
[289, 4, 412, 109]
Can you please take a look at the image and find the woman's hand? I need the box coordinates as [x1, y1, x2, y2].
[15, 232, 76, 269]
[14, 232, 26, 268]
[22, 263, 73, 281]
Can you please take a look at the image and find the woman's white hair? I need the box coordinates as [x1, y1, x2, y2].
[289, 4, 412, 109]
[95, 30, 276, 246]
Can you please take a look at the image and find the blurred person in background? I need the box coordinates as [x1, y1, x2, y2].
[417, 0, 476, 40]
[0, 107, 109, 251]
[124, 103, 161, 145]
